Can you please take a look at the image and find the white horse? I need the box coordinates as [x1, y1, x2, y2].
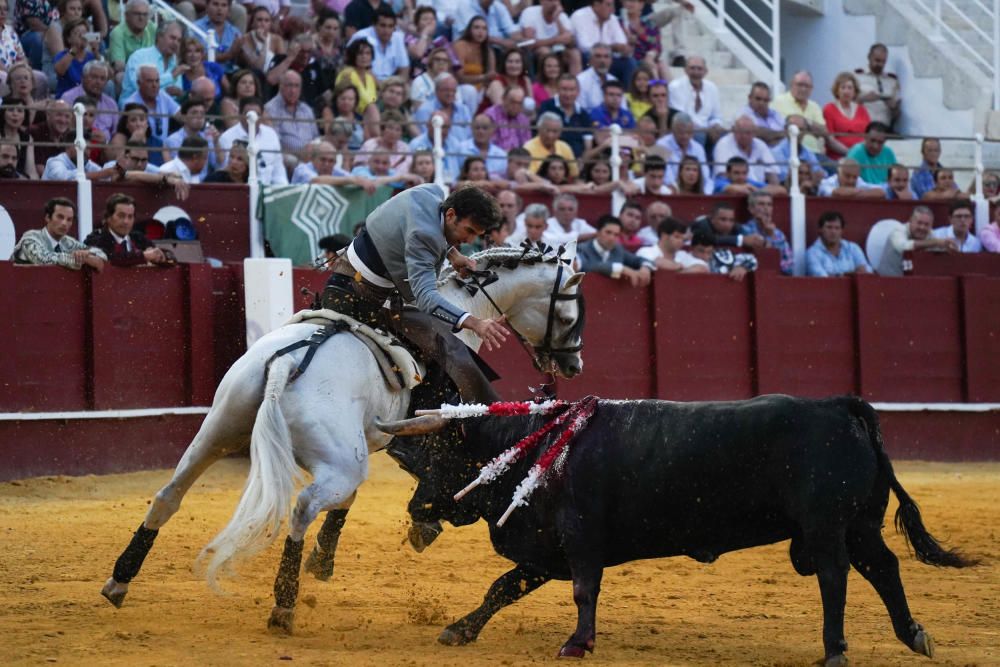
[101, 244, 586, 632]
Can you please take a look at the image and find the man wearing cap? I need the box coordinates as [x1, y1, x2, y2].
[321, 183, 508, 404]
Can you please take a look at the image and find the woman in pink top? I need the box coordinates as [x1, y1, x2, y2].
[822, 71, 870, 161]
[981, 206, 1000, 252]
[532, 53, 563, 105]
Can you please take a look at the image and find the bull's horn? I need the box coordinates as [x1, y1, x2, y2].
[374, 415, 451, 436]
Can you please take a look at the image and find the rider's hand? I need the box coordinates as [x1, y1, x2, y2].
[448, 249, 477, 277]
[464, 315, 508, 352]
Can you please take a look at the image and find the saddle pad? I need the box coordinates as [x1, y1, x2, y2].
[285, 309, 424, 390]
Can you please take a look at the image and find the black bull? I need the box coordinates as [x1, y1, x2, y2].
[379, 394, 975, 665]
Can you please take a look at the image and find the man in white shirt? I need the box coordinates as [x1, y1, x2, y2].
[931, 201, 983, 253]
[570, 0, 636, 85]
[818, 159, 884, 198]
[507, 203, 550, 248]
[292, 140, 350, 184]
[42, 131, 104, 180]
[120, 65, 181, 143]
[347, 6, 410, 81]
[575, 43, 618, 112]
[668, 56, 724, 143]
[164, 98, 221, 181]
[711, 116, 779, 184]
[637, 217, 707, 272]
[635, 154, 671, 195]
[518, 0, 580, 74]
[218, 96, 289, 185]
[158, 136, 209, 183]
[544, 193, 597, 246]
[656, 113, 712, 194]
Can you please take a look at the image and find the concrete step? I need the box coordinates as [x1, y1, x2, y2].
[669, 66, 751, 86]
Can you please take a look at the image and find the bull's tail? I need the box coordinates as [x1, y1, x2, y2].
[846, 397, 976, 568]
[199, 355, 304, 590]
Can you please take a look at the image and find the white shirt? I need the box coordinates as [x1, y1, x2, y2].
[656, 133, 713, 195]
[932, 225, 983, 253]
[158, 157, 200, 183]
[240, 0, 289, 12]
[518, 5, 571, 40]
[348, 27, 409, 80]
[818, 173, 880, 197]
[638, 245, 709, 270]
[668, 76, 723, 129]
[576, 67, 618, 113]
[544, 216, 597, 246]
[103, 159, 161, 174]
[165, 128, 217, 180]
[291, 160, 350, 184]
[674, 250, 710, 270]
[711, 133, 778, 181]
[42, 153, 100, 180]
[218, 123, 288, 185]
[569, 7, 627, 54]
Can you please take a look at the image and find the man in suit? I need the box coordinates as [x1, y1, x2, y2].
[84, 193, 170, 267]
[320, 184, 507, 403]
[576, 215, 653, 287]
[10, 197, 107, 270]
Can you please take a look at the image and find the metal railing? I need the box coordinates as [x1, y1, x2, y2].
[913, 0, 1000, 110]
[699, 0, 781, 95]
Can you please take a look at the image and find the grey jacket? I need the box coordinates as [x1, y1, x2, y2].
[364, 184, 466, 328]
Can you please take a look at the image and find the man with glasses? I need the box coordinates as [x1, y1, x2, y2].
[771, 70, 827, 154]
[932, 201, 983, 253]
[740, 81, 784, 145]
[108, 0, 156, 89]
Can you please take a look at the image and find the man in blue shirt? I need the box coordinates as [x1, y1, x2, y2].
[538, 74, 591, 156]
[194, 0, 242, 73]
[347, 6, 410, 81]
[770, 114, 825, 182]
[589, 80, 635, 129]
[806, 210, 872, 276]
[450, 0, 523, 49]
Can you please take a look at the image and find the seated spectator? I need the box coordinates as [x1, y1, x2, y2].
[622, 0, 680, 80]
[537, 154, 588, 193]
[617, 200, 651, 253]
[41, 129, 103, 179]
[266, 30, 332, 108]
[524, 111, 577, 177]
[452, 16, 495, 108]
[450, 0, 524, 50]
[575, 42, 618, 112]
[107, 0, 156, 89]
[219, 68, 264, 130]
[194, 0, 242, 73]
[1, 1, 28, 76]
[347, 6, 409, 81]
[822, 71, 869, 162]
[882, 164, 915, 200]
[499, 146, 558, 194]
[409, 149, 435, 184]
[484, 48, 534, 112]
[121, 65, 182, 144]
[576, 148, 640, 195]
[691, 202, 764, 250]
[405, 7, 447, 76]
[713, 156, 785, 196]
[545, 192, 597, 246]
[818, 158, 884, 198]
[570, 0, 635, 90]
[976, 170, 1000, 203]
[772, 70, 827, 155]
[456, 155, 506, 193]
[787, 161, 819, 196]
[179, 36, 228, 100]
[634, 116, 672, 164]
[538, 73, 591, 156]
[10, 196, 107, 270]
[712, 115, 780, 186]
[204, 139, 250, 183]
[74, 95, 108, 164]
[5, 62, 45, 127]
[668, 55, 725, 144]
[636, 154, 670, 195]
[496, 189, 523, 235]
[52, 18, 98, 98]
[508, 202, 550, 247]
[577, 214, 654, 287]
[519, 0, 579, 77]
[292, 139, 344, 183]
[408, 110, 465, 182]
[679, 228, 758, 281]
[877, 206, 957, 276]
[16, 0, 59, 71]
[638, 200, 672, 245]
[637, 217, 707, 273]
[932, 201, 983, 253]
[60, 61, 117, 139]
[805, 210, 872, 276]
[770, 114, 824, 183]
[264, 69, 319, 168]
[320, 83, 369, 150]
[980, 205, 1000, 252]
[312, 10, 344, 77]
[743, 191, 792, 274]
[484, 86, 531, 151]
[121, 20, 184, 104]
[643, 79, 675, 138]
[83, 192, 170, 266]
[334, 38, 379, 112]
[0, 139, 29, 179]
[412, 72, 473, 143]
[856, 43, 900, 129]
[589, 79, 635, 131]
[921, 168, 968, 202]
[740, 81, 784, 145]
[158, 135, 209, 183]
[165, 98, 222, 180]
[30, 99, 73, 174]
[0, 98, 38, 180]
[846, 121, 895, 184]
[410, 46, 456, 108]
[102, 139, 160, 175]
[218, 96, 288, 185]
[668, 154, 705, 195]
[910, 137, 950, 199]
[624, 63, 654, 120]
[237, 6, 286, 81]
[532, 53, 566, 107]
[374, 76, 418, 140]
[358, 109, 412, 174]
[109, 103, 164, 166]
[461, 113, 506, 177]
[657, 112, 711, 194]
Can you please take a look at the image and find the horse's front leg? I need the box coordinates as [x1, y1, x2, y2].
[303, 493, 355, 581]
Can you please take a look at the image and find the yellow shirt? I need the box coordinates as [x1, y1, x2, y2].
[336, 68, 378, 113]
[772, 92, 826, 154]
[626, 94, 651, 122]
[523, 137, 579, 179]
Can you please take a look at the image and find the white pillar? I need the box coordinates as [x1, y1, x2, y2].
[243, 258, 294, 348]
[994, 0, 999, 110]
[974, 132, 989, 236]
[432, 114, 446, 192]
[787, 124, 806, 276]
[771, 0, 782, 95]
[246, 110, 265, 259]
[73, 103, 93, 241]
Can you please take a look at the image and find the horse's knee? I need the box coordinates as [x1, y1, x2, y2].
[145, 486, 182, 529]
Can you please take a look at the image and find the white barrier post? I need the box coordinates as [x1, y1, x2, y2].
[73, 103, 93, 241]
[246, 110, 265, 259]
[973, 132, 989, 236]
[243, 258, 293, 348]
[608, 123, 625, 215]
[771, 0, 782, 95]
[788, 124, 806, 276]
[432, 114, 446, 192]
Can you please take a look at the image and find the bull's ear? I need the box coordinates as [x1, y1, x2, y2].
[561, 239, 578, 263]
[563, 272, 585, 290]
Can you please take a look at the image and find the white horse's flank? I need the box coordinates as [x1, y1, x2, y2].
[108, 245, 585, 603]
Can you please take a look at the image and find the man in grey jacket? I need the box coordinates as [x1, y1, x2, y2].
[322, 184, 507, 403]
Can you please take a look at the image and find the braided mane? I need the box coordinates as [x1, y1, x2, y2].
[437, 244, 563, 286]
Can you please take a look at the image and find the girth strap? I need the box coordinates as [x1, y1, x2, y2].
[265, 321, 349, 382]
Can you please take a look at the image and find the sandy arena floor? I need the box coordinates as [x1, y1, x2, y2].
[1, 456, 998, 666]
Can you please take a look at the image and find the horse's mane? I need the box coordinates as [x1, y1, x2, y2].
[437, 244, 565, 287]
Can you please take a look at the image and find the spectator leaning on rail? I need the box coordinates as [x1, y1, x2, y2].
[637, 217, 707, 273]
[158, 135, 209, 183]
[877, 206, 958, 276]
[680, 228, 758, 282]
[846, 121, 896, 185]
[545, 192, 597, 246]
[805, 210, 872, 277]
[616, 200, 652, 253]
[818, 158, 884, 198]
[11, 196, 107, 270]
[576, 214, 653, 287]
[910, 137, 950, 199]
[83, 192, 170, 266]
[855, 43, 900, 130]
[882, 164, 915, 200]
[691, 202, 765, 251]
[41, 128, 103, 179]
[931, 200, 983, 253]
[743, 190, 792, 274]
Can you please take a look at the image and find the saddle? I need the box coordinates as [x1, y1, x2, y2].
[281, 309, 425, 392]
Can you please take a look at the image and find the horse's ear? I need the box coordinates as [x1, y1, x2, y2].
[563, 272, 585, 290]
[561, 240, 578, 263]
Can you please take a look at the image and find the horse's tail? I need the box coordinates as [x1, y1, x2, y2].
[846, 396, 976, 568]
[200, 355, 304, 590]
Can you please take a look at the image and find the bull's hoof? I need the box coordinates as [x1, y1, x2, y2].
[557, 644, 589, 659]
[267, 605, 295, 634]
[408, 521, 443, 553]
[304, 547, 334, 581]
[821, 655, 848, 667]
[912, 629, 934, 658]
[438, 625, 476, 646]
[101, 577, 128, 608]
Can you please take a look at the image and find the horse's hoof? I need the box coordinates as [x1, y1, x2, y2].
[822, 655, 848, 667]
[408, 521, 443, 553]
[558, 644, 588, 659]
[438, 626, 475, 646]
[304, 547, 334, 582]
[101, 577, 128, 608]
[267, 606, 295, 634]
[913, 630, 934, 658]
